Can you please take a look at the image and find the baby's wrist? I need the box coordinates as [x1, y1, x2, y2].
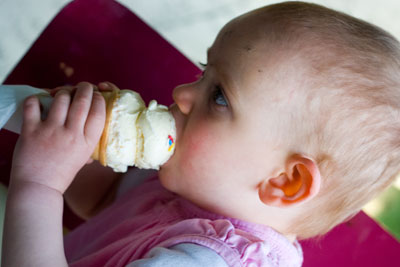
[11, 166, 77, 194]
[9, 177, 65, 198]
[6, 179, 64, 223]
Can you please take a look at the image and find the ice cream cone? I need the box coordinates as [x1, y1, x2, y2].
[91, 89, 119, 166]
[89, 88, 176, 172]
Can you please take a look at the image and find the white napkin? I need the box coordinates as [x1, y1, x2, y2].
[0, 85, 53, 134]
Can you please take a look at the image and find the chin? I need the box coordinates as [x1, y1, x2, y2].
[158, 150, 181, 191]
[158, 166, 178, 193]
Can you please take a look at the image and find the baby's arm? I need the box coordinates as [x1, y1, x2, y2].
[2, 82, 105, 266]
[63, 82, 124, 220]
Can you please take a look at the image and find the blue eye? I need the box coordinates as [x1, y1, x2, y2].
[212, 85, 228, 106]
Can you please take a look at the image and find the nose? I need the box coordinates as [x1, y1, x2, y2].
[172, 83, 196, 115]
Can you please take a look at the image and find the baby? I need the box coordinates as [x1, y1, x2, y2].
[3, 1, 400, 266]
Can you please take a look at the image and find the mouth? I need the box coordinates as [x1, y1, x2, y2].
[169, 103, 182, 147]
[159, 104, 180, 169]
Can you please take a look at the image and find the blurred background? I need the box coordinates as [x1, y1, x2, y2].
[2, 0, 400, 82]
[1, 0, 400, 258]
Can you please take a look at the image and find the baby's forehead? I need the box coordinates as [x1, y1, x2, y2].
[209, 9, 353, 111]
[213, 12, 314, 66]
[210, 33, 314, 100]
[216, 14, 272, 48]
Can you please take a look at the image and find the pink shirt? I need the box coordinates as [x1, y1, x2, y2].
[64, 177, 303, 266]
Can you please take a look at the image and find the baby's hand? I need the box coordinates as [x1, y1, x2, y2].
[11, 82, 106, 194]
[49, 81, 119, 96]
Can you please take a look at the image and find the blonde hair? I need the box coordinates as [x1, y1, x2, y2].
[252, 2, 400, 239]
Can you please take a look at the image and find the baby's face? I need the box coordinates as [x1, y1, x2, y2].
[160, 15, 299, 218]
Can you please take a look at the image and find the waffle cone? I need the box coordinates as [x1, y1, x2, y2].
[91, 89, 119, 166]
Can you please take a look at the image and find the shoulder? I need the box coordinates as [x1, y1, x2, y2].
[126, 243, 228, 267]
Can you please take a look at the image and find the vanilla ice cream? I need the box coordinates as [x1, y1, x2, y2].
[106, 90, 145, 172]
[135, 100, 176, 170]
[100, 90, 176, 172]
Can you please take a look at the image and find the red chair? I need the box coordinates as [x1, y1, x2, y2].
[1, 0, 399, 265]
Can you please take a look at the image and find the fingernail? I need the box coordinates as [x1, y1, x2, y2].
[24, 96, 38, 110]
[56, 89, 69, 95]
[99, 82, 108, 88]
[25, 96, 36, 104]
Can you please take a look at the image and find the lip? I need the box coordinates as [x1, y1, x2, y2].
[160, 103, 182, 169]
[169, 103, 182, 145]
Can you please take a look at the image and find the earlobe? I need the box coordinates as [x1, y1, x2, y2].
[258, 155, 321, 208]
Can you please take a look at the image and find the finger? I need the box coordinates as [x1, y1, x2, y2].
[66, 82, 94, 131]
[50, 85, 75, 97]
[98, 81, 120, 91]
[46, 89, 71, 125]
[84, 91, 106, 143]
[50, 82, 96, 96]
[21, 96, 41, 133]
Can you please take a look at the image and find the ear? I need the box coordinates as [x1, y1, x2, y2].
[258, 154, 321, 208]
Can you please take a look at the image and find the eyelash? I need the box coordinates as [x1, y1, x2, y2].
[199, 62, 207, 68]
[198, 62, 228, 108]
[199, 62, 207, 77]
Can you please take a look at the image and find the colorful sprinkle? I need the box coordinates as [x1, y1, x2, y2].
[168, 135, 175, 152]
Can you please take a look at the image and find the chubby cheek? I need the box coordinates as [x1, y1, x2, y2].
[179, 125, 219, 178]
[159, 121, 217, 192]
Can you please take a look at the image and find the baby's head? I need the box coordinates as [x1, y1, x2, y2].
[160, 1, 400, 239]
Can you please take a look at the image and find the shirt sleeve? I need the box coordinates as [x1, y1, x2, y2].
[125, 243, 229, 267]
